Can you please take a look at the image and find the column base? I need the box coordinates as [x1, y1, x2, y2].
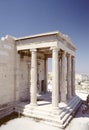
[16, 95, 81, 129]
[60, 97, 67, 103]
[52, 106, 59, 110]
[30, 103, 37, 107]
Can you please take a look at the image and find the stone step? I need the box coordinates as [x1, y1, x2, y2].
[21, 110, 63, 126]
[60, 99, 76, 119]
[15, 96, 82, 128]
[59, 96, 81, 119]
[0, 106, 14, 119]
[59, 96, 82, 126]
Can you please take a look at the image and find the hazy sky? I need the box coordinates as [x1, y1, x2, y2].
[0, 0, 89, 74]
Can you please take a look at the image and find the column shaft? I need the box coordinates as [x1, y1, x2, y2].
[44, 56, 47, 93]
[71, 57, 75, 96]
[30, 49, 37, 105]
[59, 58, 61, 101]
[61, 51, 66, 102]
[52, 48, 59, 108]
[67, 54, 72, 99]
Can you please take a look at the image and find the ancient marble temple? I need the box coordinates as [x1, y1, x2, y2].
[0, 31, 81, 128]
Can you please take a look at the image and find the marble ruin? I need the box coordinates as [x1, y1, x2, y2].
[0, 31, 81, 128]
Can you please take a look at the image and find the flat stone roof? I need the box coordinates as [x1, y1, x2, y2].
[15, 31, 76, 49]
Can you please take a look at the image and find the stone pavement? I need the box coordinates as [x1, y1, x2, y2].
[15, 92, 81, 129]
[0, 105, 89, 130]
[65, 105, 89, 130]
[0, 91, 88, 130]
[65, 92, 89, 130]
[0, 100, 89, 130]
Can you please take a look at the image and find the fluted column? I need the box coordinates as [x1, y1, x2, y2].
[28, 61, 31, 101]
[52, 47, 59, 108]
[71, 56, 75, 96]
[61, 51, 66, 102]
[59, 57, 61, 101]
[67, 54, 72, 99]
[30, 49, 37, 106]
[44, 56, 47, 93]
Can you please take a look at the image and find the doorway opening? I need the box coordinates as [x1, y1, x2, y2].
[47, 58, 52, 92]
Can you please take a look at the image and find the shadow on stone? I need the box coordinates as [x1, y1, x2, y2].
[0, 112, 18, 126]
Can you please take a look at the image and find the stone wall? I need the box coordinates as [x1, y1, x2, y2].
[18, 56, 30, 102]
[0, 35, 50, 106]
[15, 53, 45, 101]
[0, 36, 16, 106]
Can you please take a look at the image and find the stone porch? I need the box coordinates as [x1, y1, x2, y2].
[15, 92, 81, 129]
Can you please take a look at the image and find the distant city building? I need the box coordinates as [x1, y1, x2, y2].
[75, 74, 89, 84]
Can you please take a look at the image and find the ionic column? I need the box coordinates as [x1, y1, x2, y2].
[30, 49, 37, 106]
[61, 51, 66, 102]
[67, 54, 72, 99]
[28, 61, 31, 101]
[59, 57, 61, 101]
[52, 47, 59, 108]
[44, 56, 47, 93]
[71, 56, 75, 96]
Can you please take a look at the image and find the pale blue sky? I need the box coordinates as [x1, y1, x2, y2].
[0, 0, 89, 74]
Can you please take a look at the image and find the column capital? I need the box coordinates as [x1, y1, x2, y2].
[66, 53, 71, 57]
[51, 47, 60, 52]
[72, 56, 75, 59]
[61, 50, 66, 55]
[30, 48, 37, 52]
